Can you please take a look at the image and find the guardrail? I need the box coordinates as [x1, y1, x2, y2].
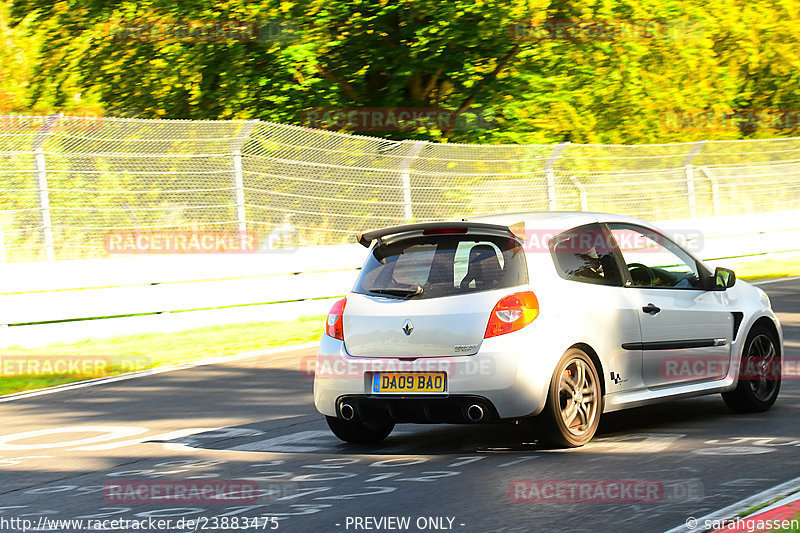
[2, 210, 798, 347]
[2, 244, 366, 325]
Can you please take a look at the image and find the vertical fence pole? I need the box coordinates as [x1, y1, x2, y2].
[32, 113, 62, 261]
[544, 142, 570, 211]
[686, 165, 696, 218]
[698, 166, 721, 217]
[569, 176, 588, 211]
[232, 149, 247, 235]
[34, 149, 54, 261]
[398, 141, 428, 222]
[231, 121, 259, 247]
[682, 140, 706, 218]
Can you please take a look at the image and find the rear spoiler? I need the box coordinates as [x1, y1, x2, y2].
[357, 221, 523, 247]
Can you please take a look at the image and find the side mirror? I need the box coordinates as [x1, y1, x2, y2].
[714, 267, 736, 290]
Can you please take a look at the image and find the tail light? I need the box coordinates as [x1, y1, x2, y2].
[326, 297, 347, 340]
[484, 291, 539, 338]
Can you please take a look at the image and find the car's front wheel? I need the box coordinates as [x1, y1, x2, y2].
[535, 348, 602, 448]
[722, 325, 781, 413]
[326, 415, 394, 444]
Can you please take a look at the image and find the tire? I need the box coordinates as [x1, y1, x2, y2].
[534, 348, 603, 448]
[325, 415, 394, 444]
[722, 325, 781, 413]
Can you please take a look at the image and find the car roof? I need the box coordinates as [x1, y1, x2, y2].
[465, 211, 655, 229]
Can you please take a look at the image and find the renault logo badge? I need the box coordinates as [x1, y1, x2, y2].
[402, 319, 414, 336]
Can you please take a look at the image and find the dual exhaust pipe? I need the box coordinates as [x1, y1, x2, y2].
[339, 402, 486, 423]
[466, 404, 485, 422]
[340, 403, 356, 421]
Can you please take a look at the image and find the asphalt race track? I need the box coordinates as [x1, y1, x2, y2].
[0, 278, 798, 533]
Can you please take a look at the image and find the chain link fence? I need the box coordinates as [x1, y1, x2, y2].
[2, 114, 800, 261]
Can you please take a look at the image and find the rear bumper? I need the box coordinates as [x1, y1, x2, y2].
[313, 328, 555, 420]
[335, 395, 500, 424]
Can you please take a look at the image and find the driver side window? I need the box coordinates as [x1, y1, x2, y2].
[608, 224, 703, 289]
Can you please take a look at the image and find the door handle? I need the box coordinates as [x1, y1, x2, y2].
[642, 303, 661, 315]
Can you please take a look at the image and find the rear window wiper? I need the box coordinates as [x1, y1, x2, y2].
[368, 285, 424, 297]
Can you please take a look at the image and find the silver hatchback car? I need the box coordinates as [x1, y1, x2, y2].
[313, 212, 782, 447]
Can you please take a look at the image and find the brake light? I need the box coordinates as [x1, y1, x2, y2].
[326, 297, 347, 340]
[422, 227, 468, 235]
[484, 291, 539, 338]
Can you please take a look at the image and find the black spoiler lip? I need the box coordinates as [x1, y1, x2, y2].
[356, 221, 512, 247]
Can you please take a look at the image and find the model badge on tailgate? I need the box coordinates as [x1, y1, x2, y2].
[454, 344, 479, 352]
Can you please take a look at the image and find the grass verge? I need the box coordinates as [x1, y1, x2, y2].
[729, 256, 800, 282]
[1, 315, 325, 396]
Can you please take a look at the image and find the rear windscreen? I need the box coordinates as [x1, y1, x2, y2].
[354, 234, 528, 299]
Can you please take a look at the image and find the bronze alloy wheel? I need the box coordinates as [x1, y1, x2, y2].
[557, 356, 600, 437]
[535, 348, 603, 448]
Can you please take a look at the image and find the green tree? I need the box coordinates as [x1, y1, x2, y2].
[8, 0, 800, 142]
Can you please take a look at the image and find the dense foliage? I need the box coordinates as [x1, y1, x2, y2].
[3, 0, 800, 143]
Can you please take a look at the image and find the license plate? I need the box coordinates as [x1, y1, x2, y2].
[372, 373, 446, 394]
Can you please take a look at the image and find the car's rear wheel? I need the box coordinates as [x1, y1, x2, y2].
[722, 326, 781, 413]
[535, 348, 602, 448]
[326, 415, 394, 444]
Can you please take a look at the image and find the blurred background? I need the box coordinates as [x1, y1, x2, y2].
[3, 0, 800, 144]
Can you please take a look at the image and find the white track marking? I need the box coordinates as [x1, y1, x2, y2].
[0, 426, 147, 451]
[499, 457, 538, 468]
[231, 430, 333, 453]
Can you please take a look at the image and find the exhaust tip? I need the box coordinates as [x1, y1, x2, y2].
[466, 404, 485, 422]
[340, 403, 356, 421]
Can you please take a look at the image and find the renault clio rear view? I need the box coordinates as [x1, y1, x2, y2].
[313, 212, 782, 447]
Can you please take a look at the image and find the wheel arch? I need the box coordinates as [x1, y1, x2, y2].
[750, 316, 782, 358]
[569, 342, 606, 398]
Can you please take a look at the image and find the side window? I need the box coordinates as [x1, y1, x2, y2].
[549, 224, 623, 286]
[608, 224, 703, 289]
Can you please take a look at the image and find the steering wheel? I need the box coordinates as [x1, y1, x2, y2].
[627, 262, 655, 286]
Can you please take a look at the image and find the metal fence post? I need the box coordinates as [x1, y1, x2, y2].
[398, 141, 428, 221]
[544, 142, 570, 211]
[231, 121, 260, 243]
[698, 166, 721, 217]
[232, 149, 247, 234]
[569, 176, 588, 211]
[683, 141, 706, 218]
[32, 113, 62, 261]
